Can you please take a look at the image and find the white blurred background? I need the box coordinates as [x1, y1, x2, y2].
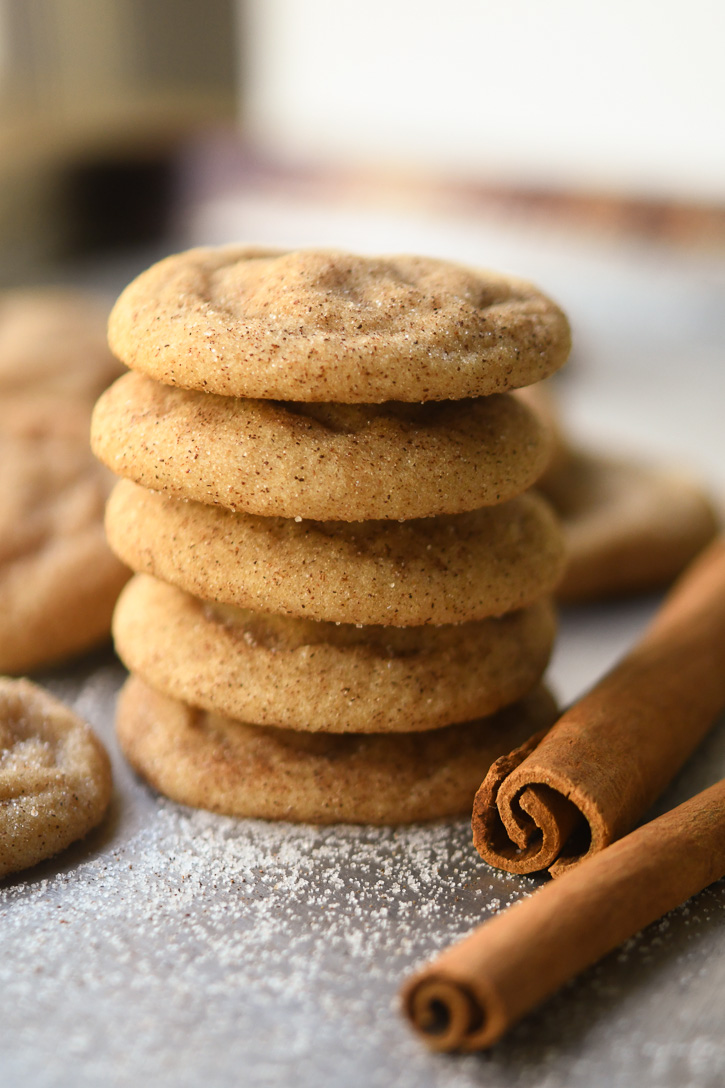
[241, 0, 725, 201]
[0, 0, 722, 503]
[1, 0, 723, 265]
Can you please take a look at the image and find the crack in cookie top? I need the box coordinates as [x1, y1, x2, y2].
[108, 246, 571, 403]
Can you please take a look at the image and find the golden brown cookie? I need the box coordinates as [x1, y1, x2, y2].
[0, 400, 130, 673]
[112, 574, 557, 733]
[0, 287, 120, 404]
[0, 678, 112, 879]
[116, 675, 558, 824]
[107, 246, 571, 403]
[92, 372, 552, 521]
[106, 480, 565, 626]
[540, 450, 720, 602]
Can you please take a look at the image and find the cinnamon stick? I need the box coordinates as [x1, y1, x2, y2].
[402, 776, 725, 1051]
[472, 535, 725, 877]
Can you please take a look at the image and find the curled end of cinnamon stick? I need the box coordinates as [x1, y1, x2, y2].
[473, 537, 725, 878]
[471, 731, 593, 877]
[402, 974, 504, 1052]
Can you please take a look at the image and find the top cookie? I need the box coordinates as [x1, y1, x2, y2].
[108, 246, 571, 403]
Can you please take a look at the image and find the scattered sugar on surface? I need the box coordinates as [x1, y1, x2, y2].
[1, 802, 521, 1088]
[3, 659, 725, 1087]
[3, 794, 725, 1088]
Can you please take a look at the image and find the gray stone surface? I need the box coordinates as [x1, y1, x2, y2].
[2, 210, 724, 1086]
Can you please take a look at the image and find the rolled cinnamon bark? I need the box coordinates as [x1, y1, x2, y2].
[472, 536, 725, 877]
[402, 776, 725, 1051]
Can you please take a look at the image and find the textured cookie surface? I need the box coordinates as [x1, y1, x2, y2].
[106, 480, 565, 625]
[116, 676, 557, 824]
[107, 246, 571, 403]
[0, 678, 112, 878]
[0, 287, 120, 403]
[539, 450, 720, 602]
[0, 401, 130, 673]
[92, 372, 551, 521]
[113, 574, 557, 733]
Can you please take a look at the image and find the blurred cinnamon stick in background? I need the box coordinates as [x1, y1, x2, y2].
[472, 535, 725, 877]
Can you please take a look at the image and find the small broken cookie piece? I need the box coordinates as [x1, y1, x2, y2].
[0, 678, 112, 879]
[108, 246, 571, 403]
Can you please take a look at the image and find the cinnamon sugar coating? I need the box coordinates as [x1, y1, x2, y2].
[0, 678, 111, 878]
[116, 676, 557, 824]
[92, 372, 551, 521]
[107, 247, 571, 403]
[112, 574, 556, 733]
[105, 480, 565, 626]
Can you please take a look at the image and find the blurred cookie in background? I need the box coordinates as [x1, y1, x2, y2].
[539, 450, 720, 603]
[0, 289, 129, 674]
[521, 379, 720, 602]
[0, 288, 122, 404]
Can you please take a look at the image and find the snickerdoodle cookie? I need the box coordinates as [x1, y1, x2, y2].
[0, 401, 129, 673]
[116, 676, 557, 824]
[106, 480, 565, 625]
[539, 451, 720, 602]
[0, 678, 112, 878]
[0, 287, 121, 404]
[92, 372, 552, 521]
[107, 247, 571, 403]
[112, 574, 556, 733]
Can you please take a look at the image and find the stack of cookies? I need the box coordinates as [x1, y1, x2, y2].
[91, 247, 570, 824]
